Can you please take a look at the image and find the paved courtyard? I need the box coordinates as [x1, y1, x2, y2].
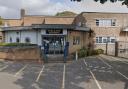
[0, 55, 128, 89]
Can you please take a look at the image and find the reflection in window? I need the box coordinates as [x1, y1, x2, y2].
[16, 37, 20, 43]
[25, 37, 31, 43]
[10, 37, 12, 43]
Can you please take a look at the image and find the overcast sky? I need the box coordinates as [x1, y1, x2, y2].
[0, 0, 128, 19]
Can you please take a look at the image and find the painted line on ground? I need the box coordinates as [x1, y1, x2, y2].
[36, 65, 45, 82]
[61, 64, 66, 89]
[14, 64, 28, 77]
[101, 55, 128, 65]
[97, 56, 112, 68]
[97, 56, 128, 80]
[0, 65, 9, 71]
[111, 56, 128, 65]
[83, 60, 102, 89]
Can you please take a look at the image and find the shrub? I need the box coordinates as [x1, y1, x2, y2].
[78, 48, 88, 58]
[92, 49, 104, 55]
[0, 43, 37, 46]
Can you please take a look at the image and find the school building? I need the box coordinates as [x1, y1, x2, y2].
[0, 9, 128, 56]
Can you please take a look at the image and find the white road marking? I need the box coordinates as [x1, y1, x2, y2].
[90, 70, 102, 89]
[97, 56, 112, 68]
[97, 56, 128, 80]
[116, 71, 128, 80]
[84, 60, 102, 89]
[62, 64, 66, 89]
[84, 60, 88, 66]
[0, 65, 8, 71]
[14, 64, 28, 77]
[111, 57, 128, 65]
[36, 65, 45, 82]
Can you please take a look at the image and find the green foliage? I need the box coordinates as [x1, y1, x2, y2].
[0, 43, 37, 46]
[55, 11, 77, 16]
[91, 49, 104, 55]
[71, 0, 128, 7]
[0, 17, 2, 25]
[78, 47, 88, 58]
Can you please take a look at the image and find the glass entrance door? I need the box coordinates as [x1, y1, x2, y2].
[42, 36, 65, 54]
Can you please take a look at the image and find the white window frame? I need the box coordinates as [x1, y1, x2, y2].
[95, 19, 116, 27]
[95, 36, 116, 44]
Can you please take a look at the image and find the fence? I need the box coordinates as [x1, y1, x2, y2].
[116, 41, 128, 58]
[103, 41, 128, 59]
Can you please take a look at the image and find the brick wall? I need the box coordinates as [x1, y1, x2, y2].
[0, 46, 41, 61]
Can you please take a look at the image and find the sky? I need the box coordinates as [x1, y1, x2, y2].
[0, 0, 128, 19]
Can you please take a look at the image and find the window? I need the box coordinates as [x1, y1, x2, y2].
[25, 37, 31, 43]
[96, 37, 99, 43]
[107, 37, 110, 43]
[99, 37, 102, 43]
[96, 19, 116, 27]
[0, 36, 2, 40]
[77, 22, 82, 26]
[96, 19, 99, 26]
[10, 37, 12, 43]
[16, 32, 19, 35]
[73, 36, 80, 45]
[96, 37, 116, 44]
[111, 19, 116, 26]
[16, 37, 20, 43]
[103, 38, 107, 43]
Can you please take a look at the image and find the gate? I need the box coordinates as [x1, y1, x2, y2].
[115, 41, 128, 58]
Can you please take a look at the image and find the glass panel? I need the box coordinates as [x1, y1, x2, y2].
[107, 37, 110, 43]
[99, 37, 102, 43]
[96, 37, 99, 43]
[43, 36, 64, 54]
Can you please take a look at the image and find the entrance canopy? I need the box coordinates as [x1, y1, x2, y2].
[2, 24, 91, 32]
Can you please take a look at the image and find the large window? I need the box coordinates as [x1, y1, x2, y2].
[96, 37, 116, 44]
[96, 19, 116, 27]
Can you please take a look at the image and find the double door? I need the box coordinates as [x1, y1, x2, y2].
[42, 36, 65, 54]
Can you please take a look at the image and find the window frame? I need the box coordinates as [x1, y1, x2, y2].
[95, 19, 117, 27]
[95, 36, 116, 44]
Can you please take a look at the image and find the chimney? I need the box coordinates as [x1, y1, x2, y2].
[21, 9, 25, 18]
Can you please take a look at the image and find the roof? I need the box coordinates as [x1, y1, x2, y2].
[3, 16, 75, 27]
[81, 12, 128, 14]
[2, 24, 90, 32]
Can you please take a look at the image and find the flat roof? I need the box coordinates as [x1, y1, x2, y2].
[2, 24, 90, 32]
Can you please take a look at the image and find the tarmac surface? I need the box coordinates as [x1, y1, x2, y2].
[0, 55, 128, 89]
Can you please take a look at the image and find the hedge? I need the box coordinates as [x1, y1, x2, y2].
[0, 43, 37, 46]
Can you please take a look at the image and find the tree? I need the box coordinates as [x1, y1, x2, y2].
[0, 17, 2, 25]
[71, 0, 128, 7]
[55, 11, 77, 16]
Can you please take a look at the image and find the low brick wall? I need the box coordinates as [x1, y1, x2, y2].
[0, 46, 42, 61]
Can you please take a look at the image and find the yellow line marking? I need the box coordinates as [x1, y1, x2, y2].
[36, 65, 45, 82]
[14, 64, 28, 77]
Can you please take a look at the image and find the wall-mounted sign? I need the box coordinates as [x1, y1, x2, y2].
[46, 29, 63, 34]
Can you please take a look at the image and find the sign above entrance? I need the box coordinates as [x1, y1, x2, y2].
[46, 29, 63, 34]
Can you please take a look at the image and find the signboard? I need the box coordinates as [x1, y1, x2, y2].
[46, 29, 63, 34]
